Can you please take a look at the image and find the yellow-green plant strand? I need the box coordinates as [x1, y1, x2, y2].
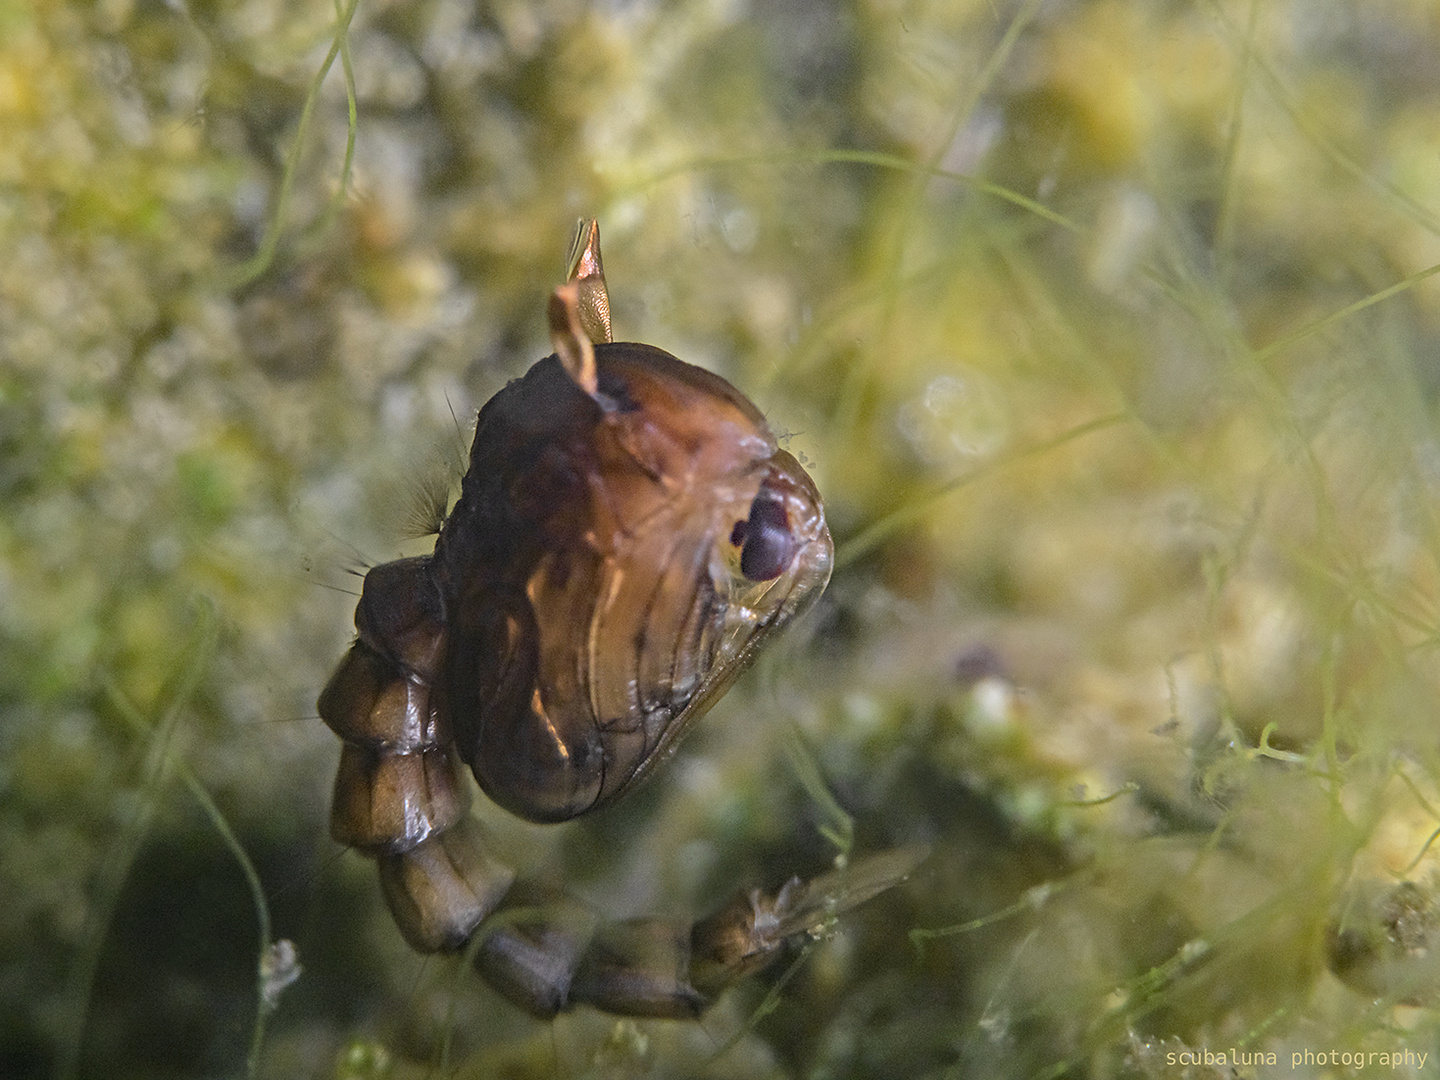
[785, 728, 855, 859]
[1206, 0, 1440, 240]
[55, 597, 219, 1080]
[834, 411, 1131, 570]
[910, 876, 1079, 955]
[635, 149, 1083, 233]
[704, 936, 822, 1071]
[834, 0, 1052, 440]
[1251, 261, 1440, 366]
[223, 0, 362, 289]
[1212, 0, 1263, 276]
[302, 0, 360, 252]
[105, 692, 282, 1080]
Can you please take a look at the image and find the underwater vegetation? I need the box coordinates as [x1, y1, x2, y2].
[4, 0, 1440, 1077]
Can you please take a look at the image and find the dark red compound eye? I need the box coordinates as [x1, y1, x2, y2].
[733, 489, 797, 581]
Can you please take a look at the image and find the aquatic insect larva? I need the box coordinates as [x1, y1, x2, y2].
[319, 219, 918, 1017]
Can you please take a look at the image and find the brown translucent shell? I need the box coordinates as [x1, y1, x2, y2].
[432, 343, 832, 822]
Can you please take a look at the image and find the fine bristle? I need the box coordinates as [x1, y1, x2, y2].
[402, 467, 456, 538]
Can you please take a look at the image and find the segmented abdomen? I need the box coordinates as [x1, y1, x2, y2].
[318, 342, 842, 1017]
[319, 623, 798, 1018]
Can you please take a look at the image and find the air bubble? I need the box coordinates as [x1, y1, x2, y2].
[896, 370, 1010, 466]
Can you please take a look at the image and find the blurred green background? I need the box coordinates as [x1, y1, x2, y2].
[5, 0, 1440, 1076]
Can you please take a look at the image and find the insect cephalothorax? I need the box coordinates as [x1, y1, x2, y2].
[319, 220, 915, 1018]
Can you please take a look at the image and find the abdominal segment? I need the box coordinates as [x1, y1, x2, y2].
[319, 619, 876, 1018]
